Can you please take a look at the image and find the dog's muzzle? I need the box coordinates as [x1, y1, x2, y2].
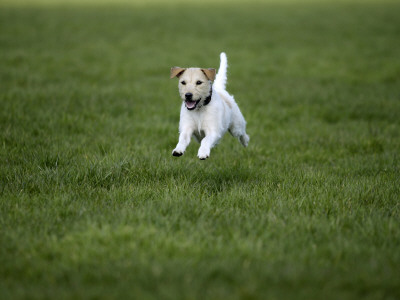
[185, 99, 200, 110]
[185, 93, 200, 110]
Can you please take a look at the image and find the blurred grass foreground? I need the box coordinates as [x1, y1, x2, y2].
[1, 0, 400, 299]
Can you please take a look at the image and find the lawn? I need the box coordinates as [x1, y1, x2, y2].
[0, 0, 399, 299]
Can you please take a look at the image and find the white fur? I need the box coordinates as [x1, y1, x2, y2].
[214, 52, 227, 90]
[172, 52, 249, 160]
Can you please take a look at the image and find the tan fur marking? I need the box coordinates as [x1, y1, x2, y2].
[170, 67, 186, 79]
[201, 68, 216, 81]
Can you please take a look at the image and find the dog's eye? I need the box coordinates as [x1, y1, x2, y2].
[196, 81, 203, 85]
[181, 81, 186, 85]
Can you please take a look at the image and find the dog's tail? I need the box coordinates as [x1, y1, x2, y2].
[214, 52, 228, 91]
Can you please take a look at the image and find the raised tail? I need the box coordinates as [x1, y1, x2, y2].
[213, 52, 228, 91]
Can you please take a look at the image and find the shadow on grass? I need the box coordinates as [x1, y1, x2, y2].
[157, 159, 263, 195]
[77, 154, 262, 194]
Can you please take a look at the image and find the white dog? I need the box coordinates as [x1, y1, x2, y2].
[170, 52, 249, 160]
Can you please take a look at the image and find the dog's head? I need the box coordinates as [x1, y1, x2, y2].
[170, 67, 216, 110]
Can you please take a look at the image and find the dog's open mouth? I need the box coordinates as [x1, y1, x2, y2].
[185, 99, 200, 110]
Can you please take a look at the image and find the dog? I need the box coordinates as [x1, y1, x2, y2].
[170, 52, 249, 160]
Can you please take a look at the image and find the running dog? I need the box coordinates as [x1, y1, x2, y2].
[170, 52, 249, 160]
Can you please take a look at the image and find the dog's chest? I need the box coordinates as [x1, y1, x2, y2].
[188, 111, 209, 133]
[180, 105, 218, 134]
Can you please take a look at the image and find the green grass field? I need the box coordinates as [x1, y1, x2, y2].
[1, 0, 400, 299]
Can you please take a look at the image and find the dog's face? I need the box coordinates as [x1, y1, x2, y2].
[170, 67, 216, 110]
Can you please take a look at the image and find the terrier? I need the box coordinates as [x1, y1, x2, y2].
[170, 52, 249, 160]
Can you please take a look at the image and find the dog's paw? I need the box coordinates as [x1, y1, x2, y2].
[240, 134, 250, 147]
[172, 149, 183, 157]
[197, 148, 210, 160]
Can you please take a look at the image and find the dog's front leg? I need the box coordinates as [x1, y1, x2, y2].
[197, 132, 220, 160]
[172, 129, 193, 157]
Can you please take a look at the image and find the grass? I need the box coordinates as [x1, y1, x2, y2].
[1, 0, 400, 299]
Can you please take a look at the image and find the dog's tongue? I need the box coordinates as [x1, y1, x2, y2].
[185, 100, 196, 109]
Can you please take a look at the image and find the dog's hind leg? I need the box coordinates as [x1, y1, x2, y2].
[229, 105, 249, 147]
[229, 127, 249, 147]
[239, 133, 250, 147]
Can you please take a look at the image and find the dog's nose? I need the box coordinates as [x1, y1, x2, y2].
[185, 93, 193, 100]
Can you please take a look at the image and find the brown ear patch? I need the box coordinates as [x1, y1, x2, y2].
[201, 68, 216, 81]
[170, 67, 186, 79]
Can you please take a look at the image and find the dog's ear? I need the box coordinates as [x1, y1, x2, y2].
[201, 68, 216, 81]
[170, 67, 186, 79]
